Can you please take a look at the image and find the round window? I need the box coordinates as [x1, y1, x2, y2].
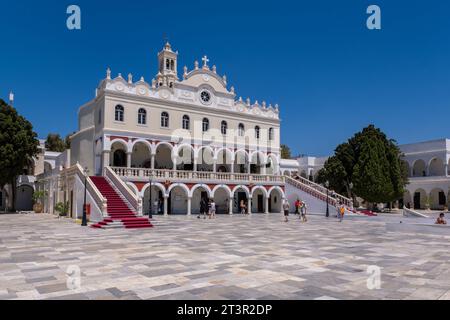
[200, 91, 211, 104]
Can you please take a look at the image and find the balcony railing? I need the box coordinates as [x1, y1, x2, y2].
[110, 167, 285, 184]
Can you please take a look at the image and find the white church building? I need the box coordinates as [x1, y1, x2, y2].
[35, 42, 352, 229]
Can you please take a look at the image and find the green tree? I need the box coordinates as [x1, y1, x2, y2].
[64, 133, 73, 150]
[0, 99, 39, 211]
[317, 125, 407, 205]
[45, 133, 66, 152]
[281, 144, 291, 159]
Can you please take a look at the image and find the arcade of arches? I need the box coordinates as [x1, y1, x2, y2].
[410, 158, 449, 177]
[404, 188, 449, 210]
[109, 140, 279, 175]
[136, 183, 285, 215]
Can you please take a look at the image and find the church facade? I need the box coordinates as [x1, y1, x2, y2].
[61, 42, 287, 218]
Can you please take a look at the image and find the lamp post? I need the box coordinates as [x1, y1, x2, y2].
[349, 182, 354, 206]
[81, 167, 89, 226]
[149, 174, 153, 219]
[325, 180, 330, 217]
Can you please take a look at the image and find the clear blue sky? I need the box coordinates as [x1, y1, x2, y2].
[1, 0, 449, 157]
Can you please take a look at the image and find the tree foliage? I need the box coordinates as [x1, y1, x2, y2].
[317, 125, 408, 204]
[280, 144, 292, 159]
[0, 99, 39, 210]
[45, 133, 66, 152]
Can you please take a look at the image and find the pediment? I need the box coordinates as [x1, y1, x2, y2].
[180, 69, 230, 95]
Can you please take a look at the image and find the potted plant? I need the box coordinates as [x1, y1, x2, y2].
[32, 190, 47, 213]
[55, 202, 69, 218]
[424, 196, 431, 211]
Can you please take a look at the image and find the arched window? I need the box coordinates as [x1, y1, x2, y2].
[138, 108, 147, 125]
[268, 128, 274, 141]
[98, 109, 102, 124]
[166, 59, 170, 70]
[161, 112, 169, 128]
[238, 123, 245, 137]
[202, 118, 209, 132]
[182, 115, 190, 130]
[115, 105, 124, 122]
[255, 126, 260, 139]
[170, 60, 174, 71]
[221, 121, 228, 135]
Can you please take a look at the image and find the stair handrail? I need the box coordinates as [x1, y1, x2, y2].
[105, 166, 143, 215]
[285, 176, 354, 209]
[286, 174, 353, 208]
[67, 163, 108, 217]
[403, 207, 430, 218]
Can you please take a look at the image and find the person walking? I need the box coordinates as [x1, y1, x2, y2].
[301, 201, 308, 222]
[339, 204, 345, 222]
[198, 198, 206, 219]
[283, 199, 290, 222]
[295, 199, 300, 215]
[335, 201, 341, 218]
[209, 199, 216, 219]
[153, 199, 159, 215]
[240, 199, 246, 215]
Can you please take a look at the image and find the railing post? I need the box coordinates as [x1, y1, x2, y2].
[137, 197, 143, 216]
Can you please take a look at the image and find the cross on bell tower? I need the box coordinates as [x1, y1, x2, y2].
[202, 55, 209, 69]
[156, 41, 178, 88]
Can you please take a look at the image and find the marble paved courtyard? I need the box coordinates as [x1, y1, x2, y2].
[1, 213, 450, 300]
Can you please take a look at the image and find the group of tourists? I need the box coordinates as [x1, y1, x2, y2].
[282, 199, 308, 223]
[198, 198, 216, 219]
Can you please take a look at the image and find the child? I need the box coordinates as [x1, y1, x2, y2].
[436, 213, 447, 225]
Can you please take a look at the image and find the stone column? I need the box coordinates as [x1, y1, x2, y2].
[163, 196, 168, 216]
[172, 157, 177, 171]
[213, 160, 217, 173]
[247, 197, 252, 214]
[445, 163, 449, 177]
[126, 152, 132, 168]
[265, 196, 269, 214]
[229, 198, 233, 215]
[248, 162, 251, 174]
[151, 154, 155, 170]
[102, 150, 110, 172]
[187, 197, 192, 216]
[230, 162, 234, 174]
[194, 157, 198, 172]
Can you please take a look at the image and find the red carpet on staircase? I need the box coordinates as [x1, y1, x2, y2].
[89, 176, 153, 229]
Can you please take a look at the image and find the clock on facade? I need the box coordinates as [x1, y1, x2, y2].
[200, 90, 211, 104]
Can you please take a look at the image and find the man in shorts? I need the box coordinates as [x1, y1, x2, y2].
[283, 199, 290, 222]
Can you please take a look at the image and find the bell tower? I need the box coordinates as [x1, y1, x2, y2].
[156, 41, 178, 88]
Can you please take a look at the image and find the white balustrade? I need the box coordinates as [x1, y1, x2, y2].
[285, 176, 353, 208]
[110, 167, 284, 185]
